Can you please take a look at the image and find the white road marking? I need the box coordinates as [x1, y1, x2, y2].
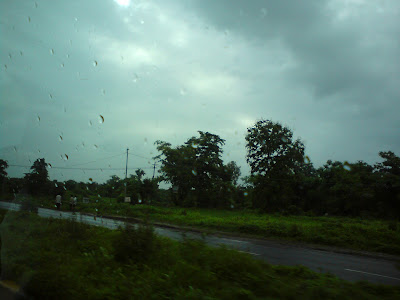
[344, 269, 400, 281]
[238, 250, 260, 256]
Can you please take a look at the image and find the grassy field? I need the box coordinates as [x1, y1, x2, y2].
[0, 209, 399, 299]
[74, 198, 400, 256]
[4, 196, 400, 256]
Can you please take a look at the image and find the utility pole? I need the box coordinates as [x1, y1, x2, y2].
[152, 162, 156, 179]
[124, 148, 129, 200]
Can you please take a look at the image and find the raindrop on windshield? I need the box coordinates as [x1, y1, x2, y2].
[60, 63, 64, 68]
[89, 178, 93, 182]
[304, 156, 311, 164]
[281, 136, 288, 143]
[132, 73, 139, 83]
[244, 192, 248, 196]
[98, 115, 104, 124]
[140, 20, 144, 24]
[49, 93, 53, 100]
[48, 163, 52, 168]
[55, 183, 58, 187]
[8, 54, 12, 60]
[59, 135, 63, 142]
[93, 144, 98, 149]
[343, 162, 352, 171]
[13, 146, 17, 152]
[192, 170, 197, 176]
[50, 49, 54, 55]
[100, 89, 106, 95]
[191, 143, 198, 148]
[28, 16, 31, 22]
[261, 8, 268, 17]
[93, 60, 98, 67]
[88, 120, 92, 126]
[37, 115, 41, 122]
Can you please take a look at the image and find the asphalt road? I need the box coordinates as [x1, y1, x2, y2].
[1, 201, 399, 286]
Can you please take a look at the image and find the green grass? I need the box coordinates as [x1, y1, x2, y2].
[0, 209, 399, 299]
[3, 196, 400, 255]
[72, 199, 400, 256]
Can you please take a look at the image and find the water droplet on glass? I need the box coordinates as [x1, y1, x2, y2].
[140, 20, 144, 24]
[98, 115, 104, 124]
[231, 204, 234, 209]
[101, 89, 106, 95]
[28, 16, 31, 22]
[281, 137, 288, 143]
[86, 186, 89, 190]
[4, 65, 7, 70]
[304, 156, 310, 164]
[63, 154, 69, 161]
[49, 93, 53, 100]
[59, 135, 63, 142]
[88, 120, 92, 126]
[132, 73, 139, 83]
[63, 186, 67, 190]
[343, 162, 352, 171]
[50, 49, 54, 55]
[55, 183, 58, 187]
[191, 143, 198, 149]
[13, 146, 17, 152]
[261, 8, 268, 17]
[95, 208, 98, 212]
[93, 60, 98, 67]
[8, 53, 12, 60]
[98, 194, 101, 198]
[48, 163, 52, 168]
[66, 54, 70, 59]
[180, 88, 187, 96]
[192, 170, 197, 176]
[34, 2, 38, 8]
[60, 63, 64, 68]
[20, 51, 23, 56]
[37, 115, 41, 122]
[244, 192, 248, 196]
[63, 106, 67, 113]
[94, 144, 98, 149]
[82, 142, 85, 147]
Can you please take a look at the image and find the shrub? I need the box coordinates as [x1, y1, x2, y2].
[114, 223, 156, 264]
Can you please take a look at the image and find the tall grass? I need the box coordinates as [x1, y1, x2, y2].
[0, 209, 399, 299]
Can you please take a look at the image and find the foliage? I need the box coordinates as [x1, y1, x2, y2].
[155, 131, 238, 208]
[24, 158, 51, 196]
[0, 210, 399, 300]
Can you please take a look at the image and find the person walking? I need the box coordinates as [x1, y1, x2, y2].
[55, 194, 62, 210]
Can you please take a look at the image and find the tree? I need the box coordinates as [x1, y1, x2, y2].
[245, 120, 305, 211]
[0, 159, 8, 179]
[224, 161, 241, 186]
[245, 120, 305, 177]
[0, 159, 9, 196]
[24, 158, 50, 196]
[155, 131, 230, 207]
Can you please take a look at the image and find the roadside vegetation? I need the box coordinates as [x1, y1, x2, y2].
[2, 195, 400, 255]
[0, 209, 399, 299]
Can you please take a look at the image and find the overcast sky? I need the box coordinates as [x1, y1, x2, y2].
[1, 0, 399, 184]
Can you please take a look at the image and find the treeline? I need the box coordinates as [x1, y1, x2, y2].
[0, 119, 399, 219]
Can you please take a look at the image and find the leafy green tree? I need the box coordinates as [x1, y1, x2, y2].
[374, 151, 400, 218]
[245, 120, 305, 210]
[0, 159, 8, 179]
[24, 158, 50, 196]
[156, 131, 231, 207]
[0, 159, 9, 196]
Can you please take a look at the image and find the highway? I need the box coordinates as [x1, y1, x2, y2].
[1, 201, 399, 286]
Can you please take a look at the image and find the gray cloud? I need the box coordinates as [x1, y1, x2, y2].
[1, 0, 399, 184]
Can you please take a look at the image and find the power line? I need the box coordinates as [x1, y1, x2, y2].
[68, 153, 125, 167]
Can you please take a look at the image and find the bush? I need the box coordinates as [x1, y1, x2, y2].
[114, 223, 156, 264]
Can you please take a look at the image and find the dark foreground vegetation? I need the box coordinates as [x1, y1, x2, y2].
[0, 209, 399, 299]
